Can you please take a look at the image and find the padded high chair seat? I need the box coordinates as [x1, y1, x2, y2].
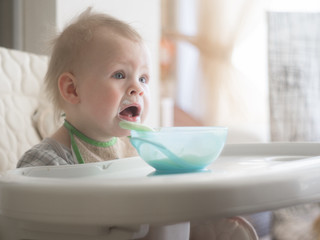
[0, 46, 51, 172]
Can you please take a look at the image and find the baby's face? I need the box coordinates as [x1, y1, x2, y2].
[73, 28, 151, 140]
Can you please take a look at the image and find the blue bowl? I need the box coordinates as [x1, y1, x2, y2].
[130, 126, 228, 173]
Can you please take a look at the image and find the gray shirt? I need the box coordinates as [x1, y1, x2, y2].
[17, 138, 76, 168]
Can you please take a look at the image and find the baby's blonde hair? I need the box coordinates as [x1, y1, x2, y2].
[45, 8, 142, 119]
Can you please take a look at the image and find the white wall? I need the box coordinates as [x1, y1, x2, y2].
[20, 0, 160, 126]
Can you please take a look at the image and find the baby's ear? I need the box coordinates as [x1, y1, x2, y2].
[58, 72, 80, 104]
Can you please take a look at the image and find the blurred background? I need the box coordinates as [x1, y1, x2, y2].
[1, 0, 320, 144]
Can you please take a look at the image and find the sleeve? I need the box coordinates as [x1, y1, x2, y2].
[17, 140, 74, 168]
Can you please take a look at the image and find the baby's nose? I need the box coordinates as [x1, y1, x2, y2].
[128, 83, 144, 96]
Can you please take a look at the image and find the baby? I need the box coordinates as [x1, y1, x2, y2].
[17, 8, 257, 240]
[18, 8, 149, 168]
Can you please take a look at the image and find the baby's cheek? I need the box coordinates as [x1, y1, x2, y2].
[105, 92, 121, 109]
[96, 97, 117, 118]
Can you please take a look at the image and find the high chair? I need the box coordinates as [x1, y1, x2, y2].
[1, 46, 320, 240]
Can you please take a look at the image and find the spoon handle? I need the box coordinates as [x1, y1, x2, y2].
[119, 121, 155, 132]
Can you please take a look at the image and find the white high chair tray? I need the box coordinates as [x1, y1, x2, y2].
[1, 143, 320, 226]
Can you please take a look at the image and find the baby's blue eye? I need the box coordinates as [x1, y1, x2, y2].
[113, 72, 125, 79]
[139, 77, 147, 84]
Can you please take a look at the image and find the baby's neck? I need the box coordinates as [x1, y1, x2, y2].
[51, 126, 71, 149]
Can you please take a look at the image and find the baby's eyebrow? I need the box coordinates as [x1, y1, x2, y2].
[141, 65, 151, 73]
[107, 60, 127, 67]
[99, 61, 125, 70]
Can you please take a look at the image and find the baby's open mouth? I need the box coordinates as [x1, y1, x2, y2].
[119, 105, 141, 122]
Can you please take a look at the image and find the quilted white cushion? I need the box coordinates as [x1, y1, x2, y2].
[0, 47, 49, 172]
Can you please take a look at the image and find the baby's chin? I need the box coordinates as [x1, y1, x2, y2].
[114, 128, 131, 138]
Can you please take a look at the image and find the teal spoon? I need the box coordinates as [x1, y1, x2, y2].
[119, 121, 201, 169]
[119, 120, 155, 132]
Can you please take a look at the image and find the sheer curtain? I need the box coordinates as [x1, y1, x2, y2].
[195, 0, 257, 126]
[163, 0, 267, 141]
